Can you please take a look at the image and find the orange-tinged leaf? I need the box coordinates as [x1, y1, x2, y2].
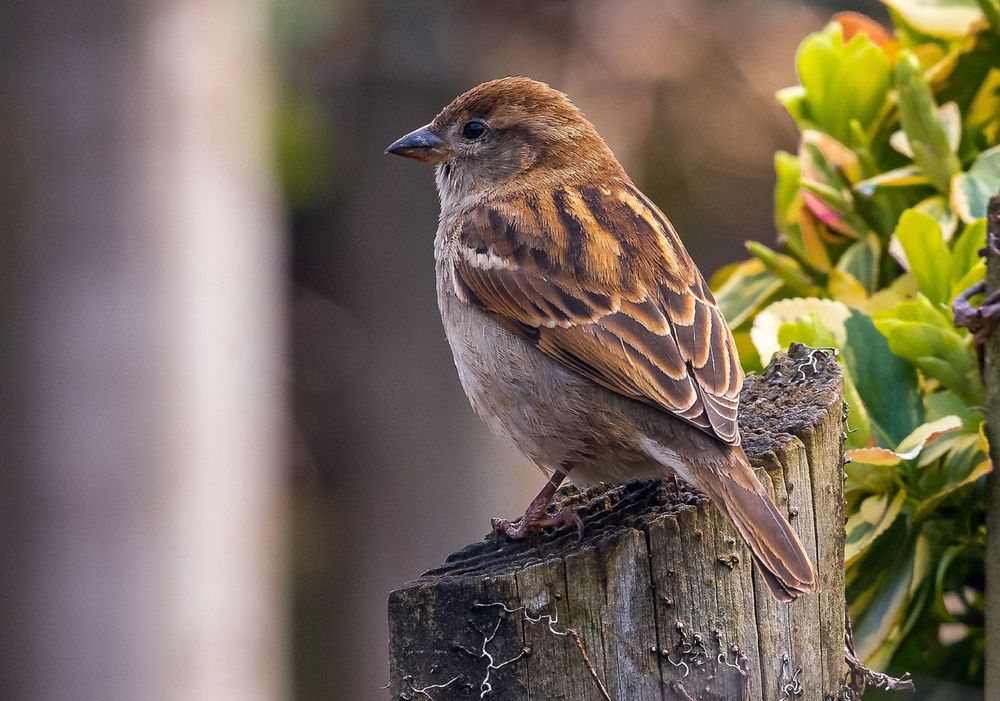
[835, 11, 894, 45]
[802, 130, 862, 181]
[895, 415, 963, 456]
[834, 12, 899, 57]
[847, 447, 904, 465]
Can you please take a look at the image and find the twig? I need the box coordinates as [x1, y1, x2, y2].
[566, 627, 613, 701]
[843, 613, 914, 696]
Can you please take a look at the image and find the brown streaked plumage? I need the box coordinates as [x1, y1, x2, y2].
[386, 76, 818, 601]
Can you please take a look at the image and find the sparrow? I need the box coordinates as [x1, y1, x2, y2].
[386, 77, 818, 601]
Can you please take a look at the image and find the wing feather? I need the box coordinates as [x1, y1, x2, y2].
[451, 181, 743, 444]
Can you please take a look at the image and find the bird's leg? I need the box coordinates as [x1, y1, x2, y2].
[491, 468, 584, 540]
[664, 467, 682, 492]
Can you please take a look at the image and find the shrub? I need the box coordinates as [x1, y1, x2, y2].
[711, 2, 1000, 688]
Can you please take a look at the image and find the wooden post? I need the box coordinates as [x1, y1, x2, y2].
[387, 344, 846, 701]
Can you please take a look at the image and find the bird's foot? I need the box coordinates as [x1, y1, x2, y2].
[491, 507, 584, 541]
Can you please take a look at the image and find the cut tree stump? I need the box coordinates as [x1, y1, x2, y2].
[388, 344, 847, 701]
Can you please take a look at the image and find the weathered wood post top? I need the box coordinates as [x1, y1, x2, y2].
[389, 344, 846, 701]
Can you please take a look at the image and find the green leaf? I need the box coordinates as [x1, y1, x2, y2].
[895, 414, 964, 456]
[847, 519, 905, 606]
[846, 414, 962, 475]
[912, 432, 992, 517]
[951, 145, 1000, 222]
[842, 310, 924, 445]
[925, 390, 969, 421]
[846, 490, 907, 565]
[894, 210, 953, 305]
[712, 259, 784, 328]
[731, 329, 762, 373]
[791, 23, 894, 144]
[951, 258, 987, 301]
[801, 187, 867, 238]
[774, 151, 803, 240]
[896, 51, 964, 192]
[837, 235, 882, 292]
[932, 543, 967, 621]
[745, 241, 821, 294]
[750, 297, 850, 363]
[881, 291, 954, 326]
[889, 101, 961, 157]
[828, 268, 871, 306]
[890, 128, 916, 159]
[854, 165, 930, 196]
[852, 533, 933, 666]
[798, 133, 872, 238]
[860, 274, 920, 315]
[951, 218, 987, 281]
[844, 372, 875, 449]
[977, 0, 1000, 34]
[912, 194, 958, 241]
[965, 66, 1000, 140]
[776, 86, 808, 124]
[777, 315, 838, 351]
[801, 129, 862, 182]
[718, 3, 996, 685]
[874, 311, 983, 403]
[882, 0, 986, 39]
[707, 260, 742, 289]
[846, 451, 897, 493]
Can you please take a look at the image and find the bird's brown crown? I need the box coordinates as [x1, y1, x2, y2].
[431, 77, 623, 182]
[433, 77, 583, 131]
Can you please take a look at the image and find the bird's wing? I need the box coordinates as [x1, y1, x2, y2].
[448, 180, 743, 444]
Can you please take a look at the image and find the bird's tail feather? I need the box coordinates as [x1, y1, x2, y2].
[692, 448, 818, 602]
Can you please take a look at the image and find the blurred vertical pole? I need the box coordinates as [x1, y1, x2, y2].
[0, 2, 287, 701]
[985, 197, 1000, 701]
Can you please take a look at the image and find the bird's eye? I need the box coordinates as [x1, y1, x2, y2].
[462, 120, 488, 140]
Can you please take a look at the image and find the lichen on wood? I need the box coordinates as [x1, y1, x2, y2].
[388, 344, 847, 700]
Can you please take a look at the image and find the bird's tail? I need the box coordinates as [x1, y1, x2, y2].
[694, 447, 818, 602]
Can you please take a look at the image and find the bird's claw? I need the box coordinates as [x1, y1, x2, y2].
[491, 508, 584, 541]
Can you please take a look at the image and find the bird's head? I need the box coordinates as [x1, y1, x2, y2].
[385, 77, 623, 202]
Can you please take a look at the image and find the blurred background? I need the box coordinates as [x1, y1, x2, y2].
[1, 1, 888, 700]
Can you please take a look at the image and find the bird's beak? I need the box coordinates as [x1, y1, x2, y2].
[385, 125, 451, 164]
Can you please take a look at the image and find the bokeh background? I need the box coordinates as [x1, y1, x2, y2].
[2, 1, 889, 700]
